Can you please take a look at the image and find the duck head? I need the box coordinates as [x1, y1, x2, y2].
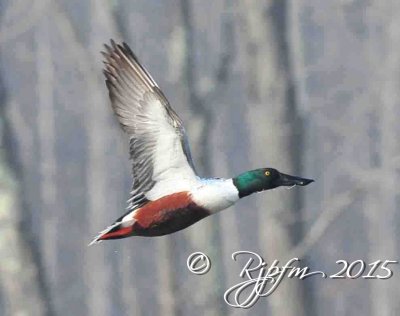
[232, 168, 314, 198]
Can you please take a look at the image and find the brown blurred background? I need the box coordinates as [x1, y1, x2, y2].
[0, 0, 399, 315]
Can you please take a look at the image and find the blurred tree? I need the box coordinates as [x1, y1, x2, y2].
[0, 85, 46, 314]
[0, 0, 399, 316]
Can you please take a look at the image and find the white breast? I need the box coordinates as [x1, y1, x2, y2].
[190, 178, 239, 213]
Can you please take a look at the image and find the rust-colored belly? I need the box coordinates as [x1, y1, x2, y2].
[132, 203, 210, 236]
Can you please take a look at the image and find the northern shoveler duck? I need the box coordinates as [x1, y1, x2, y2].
[89, 40, 314, 245]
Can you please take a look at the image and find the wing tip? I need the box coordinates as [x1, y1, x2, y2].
[101, 39, 137, 80]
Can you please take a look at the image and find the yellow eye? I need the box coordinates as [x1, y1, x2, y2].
[265, 171, 270, 176]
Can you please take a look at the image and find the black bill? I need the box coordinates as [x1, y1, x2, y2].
[277, 173, 314, 186]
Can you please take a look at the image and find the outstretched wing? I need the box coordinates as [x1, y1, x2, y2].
[103, 40, 198, 210]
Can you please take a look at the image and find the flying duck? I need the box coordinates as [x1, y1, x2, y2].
[89, 40, 314, 245]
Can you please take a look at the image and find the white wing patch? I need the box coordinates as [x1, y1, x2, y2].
[140, 95, 198, 200]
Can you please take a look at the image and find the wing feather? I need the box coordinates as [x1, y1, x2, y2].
[103, 40, 198, 209]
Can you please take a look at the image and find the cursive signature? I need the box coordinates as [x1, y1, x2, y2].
[224, 251, 326, 308]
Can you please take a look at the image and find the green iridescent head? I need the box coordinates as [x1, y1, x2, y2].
[232, 168, 314, 198]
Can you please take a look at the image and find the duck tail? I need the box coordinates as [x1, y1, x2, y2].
[88, 218, 135, 246]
